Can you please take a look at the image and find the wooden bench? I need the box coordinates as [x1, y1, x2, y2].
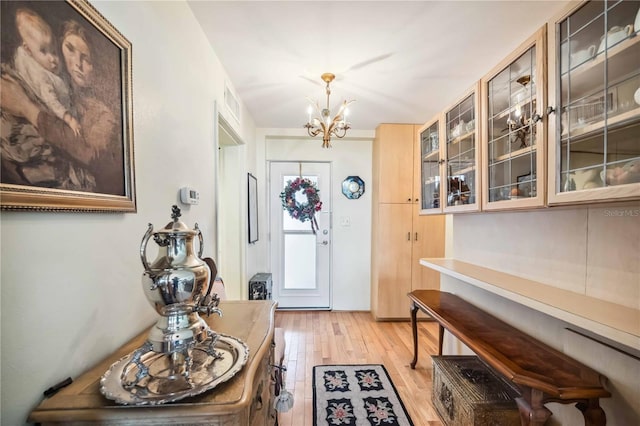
[408, 290, 611, 426]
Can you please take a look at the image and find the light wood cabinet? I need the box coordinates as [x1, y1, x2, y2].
[373, 123, 419, 204]
[411, 213, 445, 292]
[371, 124, 445, 320]
[547, 0, 640, 204]
[418, 115, 445, 214]
[443, 83, 482, 213]
[417, 84, 482, 215]
[374, 203, 413, 318]
[481, 26, 548, 210]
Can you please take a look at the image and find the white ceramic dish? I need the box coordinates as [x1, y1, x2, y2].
[597, 25, 633, 54]
[570, 45, 595, 65]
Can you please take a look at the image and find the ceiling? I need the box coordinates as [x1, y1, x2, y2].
[187, 1, 569, 131]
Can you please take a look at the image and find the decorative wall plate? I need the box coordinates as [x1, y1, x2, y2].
[100, 334, 249, 405]
[342, 176, 365, 199]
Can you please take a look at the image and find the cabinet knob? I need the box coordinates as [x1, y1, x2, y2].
[546, 106, 556, 115]
[407, 232, 411, 241]
[415, 198, 419, 203]
[407, 198, 412, 202]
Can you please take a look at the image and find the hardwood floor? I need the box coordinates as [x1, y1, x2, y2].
[274, 310, 444, 426]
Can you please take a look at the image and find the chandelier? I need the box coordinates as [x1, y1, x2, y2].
[506, 75, 541, 149]
[304, 73, 355, 148]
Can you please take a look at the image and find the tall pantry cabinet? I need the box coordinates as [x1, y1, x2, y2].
[371, 124, 445, 320]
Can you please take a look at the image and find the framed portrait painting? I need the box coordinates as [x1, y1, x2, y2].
[0, 0, 135, 212]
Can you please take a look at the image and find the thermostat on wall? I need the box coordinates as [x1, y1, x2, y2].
[180, 187, 200, 205]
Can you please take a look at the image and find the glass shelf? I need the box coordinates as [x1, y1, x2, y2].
[423, 150, 439, 161]
[560, 36, 640, 98]
[493, 145, 537, 163]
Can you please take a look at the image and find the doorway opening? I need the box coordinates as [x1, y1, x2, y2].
[216, 113, 245, 300]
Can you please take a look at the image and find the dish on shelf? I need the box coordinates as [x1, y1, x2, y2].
[450, 120, 465, 138]
[560, 39, 577, 73]
[601, 159, 640, 186]
[465, 119, 475, 133]
[597, 25, 634, 54]
[570, 45, 596, 65]
[341, 175, 365, 199]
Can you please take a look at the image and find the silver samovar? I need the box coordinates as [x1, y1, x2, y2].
[100, 206, 248, 405]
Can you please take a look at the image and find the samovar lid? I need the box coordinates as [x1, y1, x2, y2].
[157, 205, 196, 235]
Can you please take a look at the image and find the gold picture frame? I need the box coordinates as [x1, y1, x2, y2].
[1, 0, 135, 212]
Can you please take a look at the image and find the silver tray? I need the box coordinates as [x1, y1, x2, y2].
[100, 333, 249, 405]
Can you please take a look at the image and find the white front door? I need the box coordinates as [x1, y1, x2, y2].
[269, 162, 331, 309]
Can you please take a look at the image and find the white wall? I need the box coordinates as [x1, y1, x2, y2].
[441, 201, 640, 425]
[259, 130, 374, 311]
[0, 2, 256, 425]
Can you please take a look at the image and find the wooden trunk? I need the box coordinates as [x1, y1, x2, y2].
[432, 356, 520, 426]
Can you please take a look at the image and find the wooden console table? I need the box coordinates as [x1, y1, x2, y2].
[409, 290, 611, 426]
[29, 300, 278, 426]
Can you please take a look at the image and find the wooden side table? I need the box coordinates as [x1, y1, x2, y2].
[408, 290, 610, 426]
[29, 300, 278, 426]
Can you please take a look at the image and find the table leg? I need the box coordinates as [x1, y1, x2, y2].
[438, 324, 444, 356]
[515, 388, 552, 426]
[410, 302, 419, 369]
[576, 399, 607, 426]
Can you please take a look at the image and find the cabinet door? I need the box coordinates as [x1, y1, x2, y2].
[411, 214, 445, 291]
[376, 204, 412, 318]
[482, 26, 547, 210]
[418, 116, 445, 214]
[375, 124, 416, 203]
[548, 1, 640, 204]
[443, 83, 482, 213]
[411, 124, 421, 204]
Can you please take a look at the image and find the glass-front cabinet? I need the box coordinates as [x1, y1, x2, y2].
[418, 84, 481, 214]
[418, 116, 443, 214]
[443, 84, 481, 212]
[482, 26, 547, 210]
[548, 0, 640, 204]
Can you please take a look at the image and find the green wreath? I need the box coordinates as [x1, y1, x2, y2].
[280, 177, 322, 227]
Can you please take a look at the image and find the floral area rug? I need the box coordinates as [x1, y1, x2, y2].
[312, 364, 414, 426]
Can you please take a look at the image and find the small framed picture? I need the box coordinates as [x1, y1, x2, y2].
[248, 173, 258, 243]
